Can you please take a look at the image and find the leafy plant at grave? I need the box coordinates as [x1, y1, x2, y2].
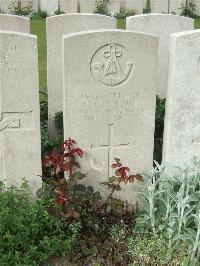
[127, 234, 183, 265]
[54, 9, 65, 15]
[154, 96, 165, 163]
[99, 158, 144, 212]
[180, 0, 197, 18]
[8, 0, 33, 16]
[54, 111, 64, 136]
[0, 181, 77, 265]
[95, 0, 110, 16]
[135, 159, 200, 265]
[114, 9, 136, 19]
[28, 10, 47, 19]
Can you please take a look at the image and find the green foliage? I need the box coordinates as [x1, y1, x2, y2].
[127, 234, 182, 265]
[0, 181, 77, 265]
[114, 8, 136, 19]
[54, 111, 64, 135]
[136, 160, 200, 265]
[8, 0, 33, 16]
[29, 10, 47, 19]
[95, 0, 109, 15]
[154, 96, 165, 163]
[54, 9, 65, 15]
[180, 0, 197, 18]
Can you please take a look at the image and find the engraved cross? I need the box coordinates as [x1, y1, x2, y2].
[91, 124, 130, 177]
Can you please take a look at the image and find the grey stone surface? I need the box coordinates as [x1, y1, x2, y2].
[40, 0, 58, 15]
[0, 14, 30, 33]
[47, 13, 116, 138]
[107, 0, 120, 14]
[0, 31, 42, 193]
[59, 0, 77, 13]
[126, 14, 194, 98]
[63, 30, 158, 205]
[79, 0, 96, 13]
[125, 0, 145, 14]
[163, 30, 200, 166]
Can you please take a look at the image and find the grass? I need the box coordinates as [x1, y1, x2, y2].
[30, 19, 47, 89]
[30, 17, 199, 91]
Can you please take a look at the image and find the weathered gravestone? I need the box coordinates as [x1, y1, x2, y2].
[169, 0, 186, 15]
[79, 0, 96, 13]
[63, 30, 158, 205]
[107, 0, 120, 14]
[127, 14, 194, 98]
[59, 0, 77, 13]
[163, 30, 200, 166]
[0, 31, 41, 193]
[125, 0, 144, 14]
[47, 14, 116, 138]
[0, 14, 30, 33]
[151, 0, 168, 13]
[40, 0, 58, 15]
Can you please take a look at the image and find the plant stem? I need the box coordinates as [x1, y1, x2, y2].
[97, 180, 121, 212]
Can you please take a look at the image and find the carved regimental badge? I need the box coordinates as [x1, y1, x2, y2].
[90, 44, 133, 86]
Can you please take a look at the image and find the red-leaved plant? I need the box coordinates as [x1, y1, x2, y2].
[98, 158, 144, 211]
[42, 138, 84, 207]
[42, 139, 144, 216]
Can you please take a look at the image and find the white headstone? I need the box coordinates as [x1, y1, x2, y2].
[107, 0, 120, 14]
[126, 0, 145, 14]
[195, 0, 200, 16]
[79, 0, 96, 13]
[47, 14, 116, 138]
[63, 30, 158, 205]
[169, 0, 186, 15]
[151, 0, 168, 13]
[0, 31, 41, 193]
[59, 0, 77, 13]
[126, 14, 194, 98]
[0, 14, 30, 33]
[40, 0, 58, 15]
[163, 30, 200, 166]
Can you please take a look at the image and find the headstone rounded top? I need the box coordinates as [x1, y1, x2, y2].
[170, 29, 200, 38]
[0, 30, 35, 38]
[62, 29, 158, 41]
[0, 14, 29, 21]
[127, 13, 194, 24]
[47, 13, 117, 22]
[0, 14, 30, 33]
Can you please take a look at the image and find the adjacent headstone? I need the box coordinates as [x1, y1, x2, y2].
[40, 0, 58, 15]
[126, 14, 194, 98]
[151, 0, 168, 13]
[63, 30, 158, 205]
[126, 0, 144, 14]
[107, 0, 120, 14]
[0, 14, 30, 33]
[59, 0, 77, 13]
[0, 31, 41, 193]
[163, 30, 200, 166]
[79, 0, 96, 13]
[47, 14, 116, 138]
[169, 0, 185, 15]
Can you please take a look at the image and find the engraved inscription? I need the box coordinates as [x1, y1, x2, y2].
[90, 44, 133, 86]
[0, 111, 34, 184]
[90, 124, 130, 176]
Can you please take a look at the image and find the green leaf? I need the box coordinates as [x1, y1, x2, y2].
[108, 176, 116, 183]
